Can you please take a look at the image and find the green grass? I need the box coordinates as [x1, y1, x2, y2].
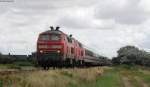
[142, 75, 150, 86]
[67, 68, 123, 87]
[0, 67, 103, 87]
[61, 71, 74, 78]
[0, 64, 22, 70]
[0, 64, 11, 69]
[96, 65, 150, 87]
[13, 61, 34, 66]
[130, 77, 142, 87]
[138, 72, 150, 86]
[0, 65, 150, 87]
[0, 62, 36, 70]
[117, 65, 150, 87]
[0, 80, 2, 87]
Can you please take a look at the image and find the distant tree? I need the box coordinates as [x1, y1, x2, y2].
[117, 45, 139, 64]
[114, 45, 150, 66]
[0, 52, 3, 63]
[0, 52, 14, 64]
[0, 52, 2, 58]
[112, 57, 120, 65]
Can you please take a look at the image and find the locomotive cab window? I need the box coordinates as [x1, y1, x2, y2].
[39, 34, 61, 41]
[50, 34, 61, 41]
[39, 34, 49, 40]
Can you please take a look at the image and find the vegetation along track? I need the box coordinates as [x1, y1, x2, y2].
[0, 67, 103, 87]
[0, 66, 150, 87]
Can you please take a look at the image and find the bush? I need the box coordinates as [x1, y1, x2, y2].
[0, 57, 14, 64]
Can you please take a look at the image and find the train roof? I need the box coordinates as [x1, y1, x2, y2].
[40, 26, 84, 47]
[40, 30, 64, 35]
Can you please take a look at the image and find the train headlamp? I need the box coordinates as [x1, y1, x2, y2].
[57, 50, 60, 53]
[40, 50, 43, 53]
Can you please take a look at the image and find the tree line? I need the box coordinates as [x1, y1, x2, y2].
[112, 45, 150, 67]
[0, 53, 13, 64]
[0, 53, 35, 66]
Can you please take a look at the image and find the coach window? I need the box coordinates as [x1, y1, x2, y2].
[67, 47, 70, 54]
[71, 47, 74, 54]
[81, 51, 83, 56]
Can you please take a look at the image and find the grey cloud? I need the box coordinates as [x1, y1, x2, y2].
[95, 0, 149, 25]
[57, 16, 116, 29]
[140, 40, 150, 49]
[1, 0, 150, 57]
[57, 9, 116, 29]
[14, 0, 98, 11]
[6, 0, 99, 16]
[138, 31, 150, 49]
[58, 15, 93, 29]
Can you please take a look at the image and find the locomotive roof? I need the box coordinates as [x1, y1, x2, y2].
[40, 29, 83, 46]
[41, 30, 64, 35]
[41, 30, 74, 39]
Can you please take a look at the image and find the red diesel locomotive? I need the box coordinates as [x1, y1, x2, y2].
[36, 26, 100, 68]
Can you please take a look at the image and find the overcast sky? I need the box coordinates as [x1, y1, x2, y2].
[0, 0, 150, 58]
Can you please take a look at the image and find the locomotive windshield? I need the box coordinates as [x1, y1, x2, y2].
[39, 34, 61, 41]
[50, 34, 60, 41]
[39, 34, 49, 40]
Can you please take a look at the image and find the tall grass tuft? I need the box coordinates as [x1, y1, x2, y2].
[0, 67, 103, 87]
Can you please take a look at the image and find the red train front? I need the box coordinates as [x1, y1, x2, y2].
[36, 26, 85, 68]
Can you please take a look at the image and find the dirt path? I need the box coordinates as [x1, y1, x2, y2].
[122, 76, 132, 87]
[134, 76, 149, 87]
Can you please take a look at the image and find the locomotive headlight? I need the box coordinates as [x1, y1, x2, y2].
[40, 50, 43, 53]
[57, 50, 61, 53]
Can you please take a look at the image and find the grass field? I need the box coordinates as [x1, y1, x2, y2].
[68, 68, 121, 87]
[0, 65, 150, 87]
[0, 67, 103, 87]
[0, 80, 2, 87]
[67, 66, 150, 87]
